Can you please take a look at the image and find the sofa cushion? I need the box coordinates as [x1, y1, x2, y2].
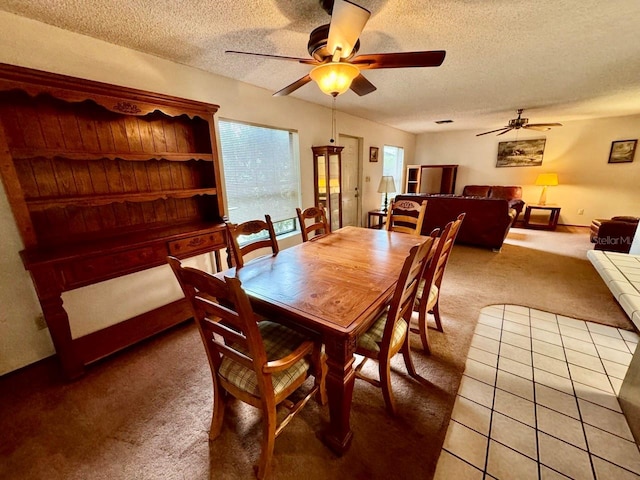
[462, 185, 491, 197]
[489, 186, 522, 201]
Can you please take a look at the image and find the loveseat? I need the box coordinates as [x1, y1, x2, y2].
[395, 194, 517, 251]
[462, 185, 525, 222]
[590, 216, 639, 253]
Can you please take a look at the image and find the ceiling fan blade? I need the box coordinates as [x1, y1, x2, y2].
[349, 73, 377, 96]
[327, 0, 371, 59]
[273, 75, 312, 97]
[225, 50, 318, 65]
[523, 125, 552, 132]
[526, 122, 563, 127]
[352, 51, 446, 70]
[476, 127, 510, 137]
[496, 128, 514, 136]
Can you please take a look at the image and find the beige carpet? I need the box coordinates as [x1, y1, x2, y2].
[0, 226, 634, 480]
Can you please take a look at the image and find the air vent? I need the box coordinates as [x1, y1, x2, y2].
[435, 119, 453, 124]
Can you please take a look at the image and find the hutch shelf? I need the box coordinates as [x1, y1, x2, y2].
[0, 64, 227, 379]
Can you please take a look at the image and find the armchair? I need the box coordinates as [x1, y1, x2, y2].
[591, 216, 639, 253]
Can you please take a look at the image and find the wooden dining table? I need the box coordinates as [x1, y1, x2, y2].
[216, 226, 428, 454]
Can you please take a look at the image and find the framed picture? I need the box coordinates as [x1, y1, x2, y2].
[496, 138, 546, 167]
[608, 140, 637, 163]
[369, 146, 379, 162]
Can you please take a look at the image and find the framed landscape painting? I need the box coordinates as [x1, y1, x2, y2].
[608, 140, 637, 163]
[496, 138, 546, 167]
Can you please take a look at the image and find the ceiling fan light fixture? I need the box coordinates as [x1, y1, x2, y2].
[309, 62, 360, 96]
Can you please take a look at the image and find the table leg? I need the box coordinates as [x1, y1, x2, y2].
[322, 335, 357, 455]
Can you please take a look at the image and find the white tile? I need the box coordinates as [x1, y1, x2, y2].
[595, 344, 633, 366]
[565, 349, 606, 374]
[540, 465, 572, 480]
[592, 456, 640, 480]
[503, 319, 531, 337]
[533, 352, 570, 378]
[611, 377, 624, 395]
[531, 317, 561, 333]
[505, 304, 530, 315]
[482, 305, 505, 319]
[538, 431, 594, 480]
[573, 382, 622, 413]
[471, 334, 500, 355]
[626, 341, 637, 354]
[532, 339, 566, 361]
[433, 450, 484, 480]
[577, 398, 634, 441]
[503, 310, 530, 326]
[563, 336, 599, 357]
[493, 389, 535, 427]
[591, 332, 632, 352]
[501, 330, 532, 350]
[475, 323, 502, 341]
[530, 309, 558, 322]
[569, 364, 614, 393]
[490, 412, 537, 459]
[486, 440, 538, 480]
[535, 368, 574, 396]
[442, 421, 488, 471]
[467, 346, 498, 368]
[535, 383, 580, 419]
[451, 395, 492, 436]
[587, 322, 624, 339]
[557, 315, 588, 330]
[496, 370, 534, 402]
[499, 356, 533, 380]
[465, 358, 497, 386]
[458, 375, 495, 409]
[478, 312, 503, 329]
[560, 324, 594, 342]
[532, 328, 563, 346]
[619, 329, 640, 344]
[537, 404, 587, 449]
[602, 359, 629, 380]
[584, 424, 640, 474]
[499, 342, 532, 366]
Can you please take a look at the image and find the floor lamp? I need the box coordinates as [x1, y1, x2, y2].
[378, 175, 396, 213]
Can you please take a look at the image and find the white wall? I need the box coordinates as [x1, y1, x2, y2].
[0, 12, 416, 375]
[415, 116, 640, 226]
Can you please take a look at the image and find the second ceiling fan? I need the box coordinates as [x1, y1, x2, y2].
[226, 0, 446, 97]
[476, 109, 563, 136]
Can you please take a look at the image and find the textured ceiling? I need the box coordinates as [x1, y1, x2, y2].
[3, 0, 640, 134]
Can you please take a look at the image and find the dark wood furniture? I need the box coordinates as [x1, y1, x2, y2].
[312, 145, 343, 231]
[226, 215, 279, 268]
[215, 226, 427, 454]
[404, 164, 458, 194]
[0, 64, 226, 379]
[523, 204, 561, 230]
[367, 209, 387, 229]
[168, 257, 325, 480]
[296, 205, 330, 241]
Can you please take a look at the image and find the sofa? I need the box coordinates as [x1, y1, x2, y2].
[590, 216, 639, 253]
[462, 185, 525, 223]
[395, 194, 517, 251]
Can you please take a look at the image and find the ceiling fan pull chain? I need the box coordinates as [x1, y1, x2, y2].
[330, 96, 337, 144]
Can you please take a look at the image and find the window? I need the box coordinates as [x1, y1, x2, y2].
[381, 145, 405, 207]
[218, 120, 300, 236]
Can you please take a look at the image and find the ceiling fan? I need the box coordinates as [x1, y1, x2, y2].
[476, 109, 563, 136]
[226, 0, 446, 97]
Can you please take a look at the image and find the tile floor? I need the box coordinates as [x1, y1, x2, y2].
[434, 304, 640, 480]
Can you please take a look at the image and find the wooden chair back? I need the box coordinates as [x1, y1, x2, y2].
[296, 205, 330, 242]
[385, 199, 427, 235]
[226, 215, 279, 268]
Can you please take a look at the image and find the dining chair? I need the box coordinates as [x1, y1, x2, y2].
[412, 213, 465, 353]
[385, 199, 427, 235]
[168, 256, 326, 480]
[296, 205, 330, 242]
[354, 235, 435, 415]
[226, 215, 279, 268]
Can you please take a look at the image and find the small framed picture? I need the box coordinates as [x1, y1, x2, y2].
[608, 140, 637, 163]
[369, 146, 379, 162]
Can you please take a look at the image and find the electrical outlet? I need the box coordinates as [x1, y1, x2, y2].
[34, 313, 47, 330]
[577, 209, 584, 215]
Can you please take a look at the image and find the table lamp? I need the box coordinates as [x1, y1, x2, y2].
[535, 173, 558, 205]
[377, 175, 396, 213]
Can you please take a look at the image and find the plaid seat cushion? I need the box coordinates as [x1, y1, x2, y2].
[357, 308, 408, 353]
[415, 280, 438, 307]
[219, 321, 310, 397]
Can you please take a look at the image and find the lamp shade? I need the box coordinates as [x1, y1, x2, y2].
[535, 173, 559, 186]
[309, 62, 360, 96]
[377, 175, 396, 194]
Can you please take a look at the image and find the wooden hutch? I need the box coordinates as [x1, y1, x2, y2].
[0, 64, 227, 378]
[404, 164, 458, 194]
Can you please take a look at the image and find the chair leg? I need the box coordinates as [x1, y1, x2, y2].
[209, 380, 226, 440]
[256, 402, 277, 480]
[401, 334, 418, 379]
[418, 307, 432, 355]
[432, 300, 444, 332]
[379, 357, 397, 416]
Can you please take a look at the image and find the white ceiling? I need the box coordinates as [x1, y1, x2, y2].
[3, 0, 640, 134]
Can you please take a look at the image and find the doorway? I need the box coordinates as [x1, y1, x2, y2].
[339, 134, 362, 227]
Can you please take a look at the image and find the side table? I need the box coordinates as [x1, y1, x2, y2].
[368, 210, 388, 229]
[523, 204, 561, 230]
